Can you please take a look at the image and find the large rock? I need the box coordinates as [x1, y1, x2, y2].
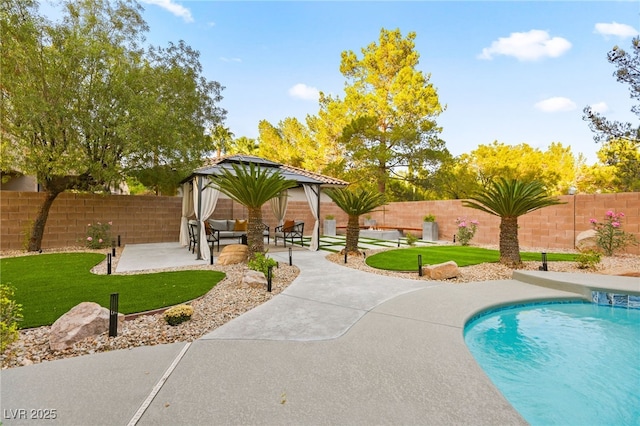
[242, 269, 268, 289]
[425, 261, 460, 280]
[575, 229, 599, 252]
[49, 302, 124, 351]
[216, 244, 249, 265]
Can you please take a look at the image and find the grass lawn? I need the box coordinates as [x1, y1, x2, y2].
[366, 246, 578, 271]
[1, 253, 225, 329]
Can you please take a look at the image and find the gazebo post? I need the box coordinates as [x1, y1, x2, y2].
[195, 175, 203, 260]
[316, 183, 321, 251]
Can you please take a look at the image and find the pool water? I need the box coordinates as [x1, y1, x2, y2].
[464, 302, 640, 426]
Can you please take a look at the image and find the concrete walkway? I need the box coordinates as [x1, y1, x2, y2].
[2, 245, 636, 425]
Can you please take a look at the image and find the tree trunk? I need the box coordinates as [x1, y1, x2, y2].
[28, 190, 61, 252]
[247, 207, 264, 258]
[499, 216, 521, 267]
[345, 214, 361, 254]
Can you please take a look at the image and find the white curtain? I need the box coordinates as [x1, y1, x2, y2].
[270, 190, 289, 226]
[194, 176, 220, 261]
[179, 182, 194, 247]
[303, 184, 319, 251]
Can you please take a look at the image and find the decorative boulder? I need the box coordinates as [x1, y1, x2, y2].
[425, 261, 460, 280]
[217, 244, 249, 265]
[242, 269, 268, 289]
[575, 229, 599, 252]
[49, 302, 124, 351]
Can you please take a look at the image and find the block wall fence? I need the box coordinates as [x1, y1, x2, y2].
[1, 191, 638, 255]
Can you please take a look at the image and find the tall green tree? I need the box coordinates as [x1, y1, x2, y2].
[210, 125, 234, 158]
[324, 188, 386, 255]
[463, 179, 564, 267]
[319, 28, 447, 194]
[228, 136, 259, 156]
[212, 162, 297, 257]
[583, 37, 639, 192]
[0, 0, 224, 251]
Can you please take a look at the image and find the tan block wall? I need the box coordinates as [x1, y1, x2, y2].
[1, 192, 182, 250]
[2, 191, 638, 255]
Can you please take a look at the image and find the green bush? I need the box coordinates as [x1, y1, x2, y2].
[248, 251, 277, 278]
[590, 211, 638, 256]
[423, 214, 436, 222]
[405, 232, 418, 246]
[164, 304, 194, 326]
[576, 250, 601, 270]
[1, 283, 23, 351]
[86, 221, 113, 249]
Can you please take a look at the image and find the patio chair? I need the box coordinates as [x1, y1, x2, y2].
[274, 220, 304, 247]
[187, 220, 198, 253]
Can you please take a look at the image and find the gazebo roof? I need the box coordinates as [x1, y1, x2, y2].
[185, 155, 349, 187]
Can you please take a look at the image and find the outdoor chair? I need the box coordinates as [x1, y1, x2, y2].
[274, 220, 304, 247]
[187, 220, 198, 253]
[262, 222, 270, 244]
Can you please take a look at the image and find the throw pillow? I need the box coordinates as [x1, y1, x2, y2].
[234, 219, 248, 231]
[283, 219, 295, 232]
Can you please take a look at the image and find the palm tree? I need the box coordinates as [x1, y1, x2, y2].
[463, 178, 564, 267]
[212, 162, 297, 257]
[210, 125, 234, 158]
[325, 188, 386, 255]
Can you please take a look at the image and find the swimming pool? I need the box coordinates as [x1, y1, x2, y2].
[464, 301, 640, 426]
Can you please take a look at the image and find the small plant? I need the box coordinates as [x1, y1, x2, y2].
[405, 232, 418, 246]
[455, 218, 479, 246]
[248, 251, 278, 278]
[325, 214, 335, 220]
[576, 250, 601, 270]
[1, 283, 23, 352]
[163, 304, 194, 326]
[423, 214, 436, 222]
[86, 221, 113, 249]
[590, 211, 638, 256]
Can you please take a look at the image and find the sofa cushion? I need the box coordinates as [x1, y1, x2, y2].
[234, 219, 248, 232]
[283, 219, 295, 232]
[209, 220, 228, 231]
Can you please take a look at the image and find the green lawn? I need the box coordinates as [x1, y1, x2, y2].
[1, 253, 225, 328]
[365, 246, 578, 271]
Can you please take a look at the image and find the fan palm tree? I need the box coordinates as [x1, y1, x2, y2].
[325, 188, 386, 255]
[212, 162, 297, 257]
[463, 178, 564, 267]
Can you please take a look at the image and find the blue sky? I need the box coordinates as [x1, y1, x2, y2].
[47, 1, 640, 164]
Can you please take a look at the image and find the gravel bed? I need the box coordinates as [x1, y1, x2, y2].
[1, 248, 299, 369]
[2, 245, 638, 370]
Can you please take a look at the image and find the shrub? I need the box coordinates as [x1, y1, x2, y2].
[164, 304, 194, 326]
[423, 214, 436, 222]
[576, 250, 601, 270]
[590, 211, 638, 256]
[1, 283, 23, 352]
[248, 251, 277, 278]
[405, 232, 418, 246]
[455, 218, 479, 246]
[325, 214, 335, 220]
[86, 221, 113, 249]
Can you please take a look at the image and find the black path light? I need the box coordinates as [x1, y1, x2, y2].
[112, 240, 116, 257]
[344, 249, 348, 263]
[289, 247, 292, 266]
[397, 238, 400, 247]
[117, 235, 121, 247]
[267, 265, 273, 292]
[540, 252, 548, 271]
[418, 254, 423, 277]
[107, 253, 112, 275]
[109, 293, 119, 337]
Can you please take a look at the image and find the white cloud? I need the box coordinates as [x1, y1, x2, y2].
[140, 0, 193, 23]
[534, 97, 577, 112]
[288, 83, 319, 101]
[220, 57, 242, 63]
[478, 30, 572, 61]
[594, 22, 639, 38]
[589, 102, 609, 114]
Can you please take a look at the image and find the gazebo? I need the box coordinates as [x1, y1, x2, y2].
[179, 155, 349, 260]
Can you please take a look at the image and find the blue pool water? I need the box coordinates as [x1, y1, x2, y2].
[464, 301, 640, 426]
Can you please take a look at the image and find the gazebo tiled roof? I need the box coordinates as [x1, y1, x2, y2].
[188, 155, 349, 187]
